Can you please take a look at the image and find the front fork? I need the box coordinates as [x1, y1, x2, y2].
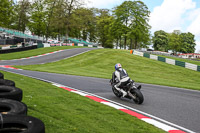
[127, 83, 137, 100]
[127, 91, 137, 100]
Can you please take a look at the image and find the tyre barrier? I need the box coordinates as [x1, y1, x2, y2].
[0, 85, 22, 101]
[0, 98, 27, 115]
[0, 72, 3, 79]
[0, 114, 45, 133]
[0, 72, 45, 132]
[0, 79, 15, 86]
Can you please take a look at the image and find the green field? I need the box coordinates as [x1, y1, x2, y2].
[0, 71, 165, 133]
[0, 46, 84, 60]
[17, 49, 200, 91]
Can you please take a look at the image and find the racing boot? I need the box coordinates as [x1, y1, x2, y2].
[114, 85, 121, 91]
[114, 85, 127, 97]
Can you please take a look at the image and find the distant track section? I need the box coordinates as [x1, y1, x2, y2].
[0, 48, 96, 65]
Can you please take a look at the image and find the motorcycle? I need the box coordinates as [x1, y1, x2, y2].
[110, 79, 144, 104]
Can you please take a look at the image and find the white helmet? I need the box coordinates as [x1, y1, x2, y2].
[115, 63, 122, 70]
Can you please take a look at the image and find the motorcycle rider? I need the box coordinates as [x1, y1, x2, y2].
[112, 63, 131, 97]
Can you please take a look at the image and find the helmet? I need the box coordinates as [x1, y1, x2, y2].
[115, 63, 122, 70]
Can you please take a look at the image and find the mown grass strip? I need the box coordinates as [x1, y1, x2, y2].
[0, 46, 85, 60]
[17, 49, 200, 90]
[1, 70, 165, 133]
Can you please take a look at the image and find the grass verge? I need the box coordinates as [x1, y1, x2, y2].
[17, 49, 200, 91]
[0, 70, 165, 133]
[0, 46, 85, 60]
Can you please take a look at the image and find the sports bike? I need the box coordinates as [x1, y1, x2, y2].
[110, 79, 144, 104]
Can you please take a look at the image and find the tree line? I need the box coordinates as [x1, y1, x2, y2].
[0, 0, 151, 49]
[0, 0, 196, 52]
[153, 30, 196, 53]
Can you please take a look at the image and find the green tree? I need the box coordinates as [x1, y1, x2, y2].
[129, 1, 151, 49]
[96, 9, 114, 48]
[70, 8, 97, 41]
[0, 0, 15, 28]
[86, 8, 97, 42]
[15, 0, 31, 32]
[44, 0, 57, 40]
[113, 1, 131, 49]
[113, 0, 151, 49]
[63, 0, 84, 38]
[49, 0, 68, 40]
[28, 0, 46, 36]
[27, 0, 84, 40]
[168, 30, 181, 54]
[109, 19, 124, 49]
[153, 30, 169, 51]
[180, 32, 196, 53]
[47, 0, 84, 39]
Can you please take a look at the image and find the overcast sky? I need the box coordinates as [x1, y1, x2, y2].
[85, 0, 200, 52]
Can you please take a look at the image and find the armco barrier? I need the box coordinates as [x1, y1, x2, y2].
[166, 58, 175, 65]
[150, 54, 158, 60]
[198, 66, 200, 72]
[132, 50, 200, 72]
[175, 60, 185, 67]
[158, 56, 166, 62]
[144, 53, 150, 58]
[185, 63, 198, 71]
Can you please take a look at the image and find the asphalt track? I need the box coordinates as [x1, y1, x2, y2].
[0, 48, 96, 65]
[0, 48, 199, 133]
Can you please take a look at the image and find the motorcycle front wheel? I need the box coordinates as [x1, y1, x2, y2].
[131, 89, 144, 104]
